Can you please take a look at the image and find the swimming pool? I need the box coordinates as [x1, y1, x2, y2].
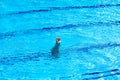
[0, 0, 120, 80]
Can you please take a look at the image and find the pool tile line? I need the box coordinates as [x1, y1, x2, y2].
[0, 52, 45, 65]
[82, 72, 120, 80]
[0, 20, 120, 40]
[2, 4, 120, 16]
[82, 69, 120, 80]
[77, 43, 120, 51]
[82, 69, 119, 76]
[0, 42, 120, 66]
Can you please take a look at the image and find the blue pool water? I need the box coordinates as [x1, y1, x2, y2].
[0, 0, 120, 80]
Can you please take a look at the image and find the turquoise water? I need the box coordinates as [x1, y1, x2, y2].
[0, 0, 120, 80]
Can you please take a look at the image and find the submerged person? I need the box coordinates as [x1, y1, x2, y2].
[51, 38, 61, 58]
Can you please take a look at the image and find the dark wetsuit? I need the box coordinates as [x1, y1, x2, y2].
[51, 41, 60, 58]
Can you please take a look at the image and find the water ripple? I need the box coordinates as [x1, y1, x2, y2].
[2, 4, 120, 15]
[0, 42, 120, 66]
[82, 69, 120, 80]
[77, 43, 120, 51]
[0, 20, 120, 40]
